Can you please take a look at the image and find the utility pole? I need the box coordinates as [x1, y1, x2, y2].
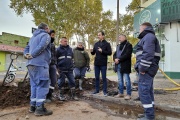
[116, 0, 120, 45]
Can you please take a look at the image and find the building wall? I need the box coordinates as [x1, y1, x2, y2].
[0, 32, 29, 47]
[141, 0, 156, 8]
[0, 51, 6, 71]
[0, 32, 29, 71]
[163, 22, 180, 79]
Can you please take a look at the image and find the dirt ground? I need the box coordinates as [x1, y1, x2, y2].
[0, 74, 180, 120]
[0, 78, 133, 120]
[0, 78, 118, 109]
[0, 101, 133, 120]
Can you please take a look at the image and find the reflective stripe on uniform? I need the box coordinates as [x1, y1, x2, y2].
[140, 62, 150, 67]
[58, 56, 65, 59]
[136, 51, 161, 57]
[141, 60, 152, 64]
[36, 99, 46, 102]
[30, 98, 36, 102]
[143, 104, 153, 108]
[136, 51, 143, 56]
[67, 56, 72, 59]
[155, 52, 161, 57]
[152, 101, 154, 104]
[49, 86, 55, 89]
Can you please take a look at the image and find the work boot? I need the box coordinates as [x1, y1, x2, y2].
[79, 79, 83, 90]
[34, 104, 53, 116]
[29, 106, 36, 113]
[124, 95, 131, 100]
[70, 88, 78, 100]
[45, 89, 53, 103]
[59, 89, 66, 101]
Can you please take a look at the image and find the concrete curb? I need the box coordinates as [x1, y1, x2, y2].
[83, 94, 180, 113]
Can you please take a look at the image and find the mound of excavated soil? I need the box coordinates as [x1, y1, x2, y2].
[0, 78, 117, 109]
[0, 81, 30, 109]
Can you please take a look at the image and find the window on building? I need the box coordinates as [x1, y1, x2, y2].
[14, 40, 19, 44]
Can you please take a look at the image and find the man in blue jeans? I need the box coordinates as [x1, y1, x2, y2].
[91, 31, 112, 96]
[113, 34, 132, 100]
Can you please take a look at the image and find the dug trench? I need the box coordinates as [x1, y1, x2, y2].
[0, 78, 180, 120]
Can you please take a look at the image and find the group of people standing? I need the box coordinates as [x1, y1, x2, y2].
[24, 23, 90, 116]
[24, 22, 161, 120]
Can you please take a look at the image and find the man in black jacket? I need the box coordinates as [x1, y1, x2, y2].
[46, 30, 57, 102]
[113, 34, 132, 100]
[91, 31, 112, 96]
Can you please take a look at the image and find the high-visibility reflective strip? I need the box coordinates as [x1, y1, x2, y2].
[136, 51, 143, 56]
[58, 56, 65, 59]
[49, 86, 55, 89]
[152, 101, 154, 104]
[141, 60, 152, 64]
[143, 104, 153, 108]
[140, 62, 150, 67]
[155, 52, 161, 57]
[73, 70, 75, 77]
[30, 98, 36, 102]
[36, 99, 46, 102]
[67, 56, 72, 58]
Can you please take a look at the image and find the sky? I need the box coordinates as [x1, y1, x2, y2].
[0, 0, 132, 37]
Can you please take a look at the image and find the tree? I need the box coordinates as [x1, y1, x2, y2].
[117, 0, 141, 46]
[10, 0, 103, 46]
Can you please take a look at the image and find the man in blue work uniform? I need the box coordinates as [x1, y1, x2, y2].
[24, 23, 53, 116]
[135, 22, 161, 120]
[56, 37, 78, 101]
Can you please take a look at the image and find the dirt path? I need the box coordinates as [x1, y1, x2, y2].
[0, 101, 133, 120]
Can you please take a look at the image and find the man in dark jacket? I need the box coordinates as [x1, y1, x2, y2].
[56, 37, 78, 101]
[24, 23, 52, 116]
[73, 41, 90, 90]
[113, 34, 132, 100]
[46, 30, 57, 102]
[135, 22, 161, 120]
[91, 31, 112, 96]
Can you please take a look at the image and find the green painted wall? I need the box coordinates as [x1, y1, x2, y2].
[0, 51, 6, 71]
[165, 72, 180, 79]
[134, 0, 161, 33]
[0, 32, 29, 47]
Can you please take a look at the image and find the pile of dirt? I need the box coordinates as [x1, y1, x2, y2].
[82, 78, 118, 91]
[0, 81, 30, 109]
[0, 78, 118, 109]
